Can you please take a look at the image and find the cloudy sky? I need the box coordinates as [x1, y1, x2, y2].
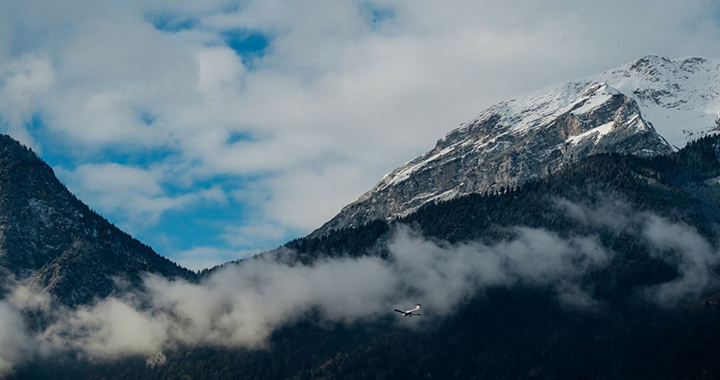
[1, 0, 719, 270]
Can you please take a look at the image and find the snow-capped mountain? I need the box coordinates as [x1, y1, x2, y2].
[314, 55, 720, 235]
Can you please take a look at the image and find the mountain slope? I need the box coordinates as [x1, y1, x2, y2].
[296, 135, 720, 262]
[315, 55, 720, 235]
[0, 135, 195, 305]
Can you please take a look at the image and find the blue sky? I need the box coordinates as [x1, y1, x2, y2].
[1, 0, 719, 270]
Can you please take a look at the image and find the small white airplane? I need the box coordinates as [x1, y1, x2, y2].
[394, 304, 421, 317]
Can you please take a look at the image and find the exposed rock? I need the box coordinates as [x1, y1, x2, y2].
[314, 55, 720, 236]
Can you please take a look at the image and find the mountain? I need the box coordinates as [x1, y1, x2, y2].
[315, 55, 720, 235]
[16, 135, 720, 380]
[0, 135, 195, 305]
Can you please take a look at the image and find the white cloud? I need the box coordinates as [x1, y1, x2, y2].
[0, 302, 31, 375]
[222, 222, 288, 248]
[1, 212, 719, 372]
[262, 164, 382, 230]
[557, 198, 720, 306]
[40, 298, 169, 359]
[56, 163, 228, 230]
[0, 55, 54, 149]
[172, 246, 258, 271]
[1, 0, 719, 255]
[643, 215, 718, 305]
[0, 224, 611, 373]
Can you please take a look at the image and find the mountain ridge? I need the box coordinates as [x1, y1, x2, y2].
[313, 55, 720, 236]
[0, 135, 196, 305]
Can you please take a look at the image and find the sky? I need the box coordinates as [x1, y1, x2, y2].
[0, 0, 719, 271]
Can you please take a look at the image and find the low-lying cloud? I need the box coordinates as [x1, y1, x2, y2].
[643, 215, 719, 305]
[41, 226, 608, 353]
[1, 203, 719, 374]
[0, 224, 611, 374]
[557, 197, 720, 305]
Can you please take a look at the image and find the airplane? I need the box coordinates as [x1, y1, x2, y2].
[394, 304, 421, 317]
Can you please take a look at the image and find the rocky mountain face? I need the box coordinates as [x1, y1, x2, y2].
[0, 135, 195, 305]
[314, 55, 720, 236]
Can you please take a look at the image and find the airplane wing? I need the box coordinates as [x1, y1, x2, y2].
[394, 309, 404, 314]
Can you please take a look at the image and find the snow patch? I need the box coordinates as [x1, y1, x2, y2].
[567, 122, 615, 145]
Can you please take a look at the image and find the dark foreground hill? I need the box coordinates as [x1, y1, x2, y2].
[0, 135, 195, 305]
[12, 136, 720, 379]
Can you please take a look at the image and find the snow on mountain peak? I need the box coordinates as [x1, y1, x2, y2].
[313, 55, 717, 236]
[595, 55, 720, 147]
[453, 55, 720, 149]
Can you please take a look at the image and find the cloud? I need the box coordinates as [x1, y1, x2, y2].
[388, 226, 609, 311]
[39, 298, 168, 360]
[0, 55, 54, 149]
[643, 215, 718, 305]
[0, 224, 613, 374]
[262, 164, 382, 231]
[0, 302, 31, 375]
[56, 163, 228, 230]
[2, 0, 720, 266]
[555, 197, 634, 232]
[557, 198, 720, 306]
[2, 207, 720, 374]
[0, 283, 52, 376]
[222, 222, 288, 248]
[171, 246, 258, 272]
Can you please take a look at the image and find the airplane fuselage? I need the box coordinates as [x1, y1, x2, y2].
[395, 304, 421, 317]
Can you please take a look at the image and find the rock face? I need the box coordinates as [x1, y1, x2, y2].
[0, 135, 194, 305]
[314, 55, 720, 235]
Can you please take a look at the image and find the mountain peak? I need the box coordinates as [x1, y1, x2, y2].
[0, 134, 42, 165]
[628, 54, 713, 76]
[0, 134, 195, 305]
[596, 55, 720, 146]
[314, 55, 718, 236]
